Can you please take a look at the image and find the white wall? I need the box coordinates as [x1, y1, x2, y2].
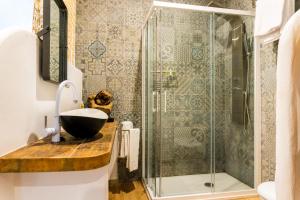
[14, 167, 109, 200]
[0, 0, 34, 31]
[0, 28, 83, 200]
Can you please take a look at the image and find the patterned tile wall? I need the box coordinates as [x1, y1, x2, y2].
[76, 0, 152, 178]
[76, 0, 151, 128]
[260, 42, 278, 182]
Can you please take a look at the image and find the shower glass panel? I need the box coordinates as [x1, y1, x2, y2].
[159, 8, 214, 197]
[213, 13, 255, 192]
[144, 12, 159, 196]
[142, 3, 255, 198]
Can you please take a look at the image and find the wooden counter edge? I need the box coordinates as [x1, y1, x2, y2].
[0, 122, 118, 173]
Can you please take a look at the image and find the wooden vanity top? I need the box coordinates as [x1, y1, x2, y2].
[0, 122, 118, 173]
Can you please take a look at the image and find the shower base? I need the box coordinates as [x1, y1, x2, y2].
[145, 173, 256, 200]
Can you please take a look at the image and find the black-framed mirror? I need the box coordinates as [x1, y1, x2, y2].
[38, 0, 68, 83]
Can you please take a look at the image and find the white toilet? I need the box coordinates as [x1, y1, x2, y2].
[257, 181, 276, 200]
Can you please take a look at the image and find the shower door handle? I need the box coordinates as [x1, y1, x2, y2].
[164, 91, 167, 113]
[152, 91, 156, 112]
[152, 91, 166, 113]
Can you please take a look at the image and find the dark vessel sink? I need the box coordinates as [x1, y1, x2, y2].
[60, 108, 108, 139]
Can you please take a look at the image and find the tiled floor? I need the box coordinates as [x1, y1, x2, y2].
[109, 180, 259, 200]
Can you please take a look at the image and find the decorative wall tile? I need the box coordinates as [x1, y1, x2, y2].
[192, 63, 208, 77]
[189, 95, 206, 111]
[175, 63, 192, 77]
[106, 76, 124, 92]
[125, 57, 139, 75]
[260, 42, 278, 182]
[190, 78, 206, 94]
[106, 59, 124, 75]
[190, 127, 207, 143]
[123, 26, 142, 41]
[192, 44, 206, 61]
[161, 161, 175, 176]
[107, 0, 125, 8]
[175, 45, 191, 64]
[174, 158, 209, 175]
[174, 111, 193, 127]
[191, 111, 209, 127]
[85, 75, 107, 97]
[125, 8, 144, 27]
[175, 95, 191, 110]
[174, 77, 192, 94]
[107, 7, 125, 25]
[85, 57, 106, 75]
[161, 11, 175, 27]
[162, 45, 175, 61]
[106, 41, 124, 59]
[107, 24, 123, 40]
[88, 40, 106, 58]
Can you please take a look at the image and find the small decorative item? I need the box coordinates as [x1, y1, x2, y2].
[95, 90, 112, 105]
[87, 90, 113, 114]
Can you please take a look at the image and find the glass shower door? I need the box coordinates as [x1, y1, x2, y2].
[144, 11, 160, 197]
[213, 13, 255, 191]
[158, 7, 215, 196]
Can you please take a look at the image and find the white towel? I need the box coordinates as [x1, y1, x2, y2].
[254, 0, 294, 36]
[119, 130, 129, 158]
[119, 121, 133, 158]
[127, 128, 140, 172]
[276, 10, 300, 200]
[121, 121, 133, 130]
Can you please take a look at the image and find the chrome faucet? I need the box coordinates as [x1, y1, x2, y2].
[45, 80, 79, 143]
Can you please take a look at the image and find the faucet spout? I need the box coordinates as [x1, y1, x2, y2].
[52, 80, 79, 143]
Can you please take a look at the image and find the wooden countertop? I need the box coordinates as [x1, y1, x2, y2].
[0, 122, 118, 173]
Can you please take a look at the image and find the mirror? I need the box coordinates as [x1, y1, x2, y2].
[38, 0, 68, 83]
[49, 0, 60, 82]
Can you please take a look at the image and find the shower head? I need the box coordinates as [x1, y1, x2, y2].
[214, 14, 242, 48]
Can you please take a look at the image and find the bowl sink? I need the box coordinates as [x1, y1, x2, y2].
[60, 108, 108, 139]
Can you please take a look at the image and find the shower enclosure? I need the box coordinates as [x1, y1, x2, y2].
[142, 1, 256, 199]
